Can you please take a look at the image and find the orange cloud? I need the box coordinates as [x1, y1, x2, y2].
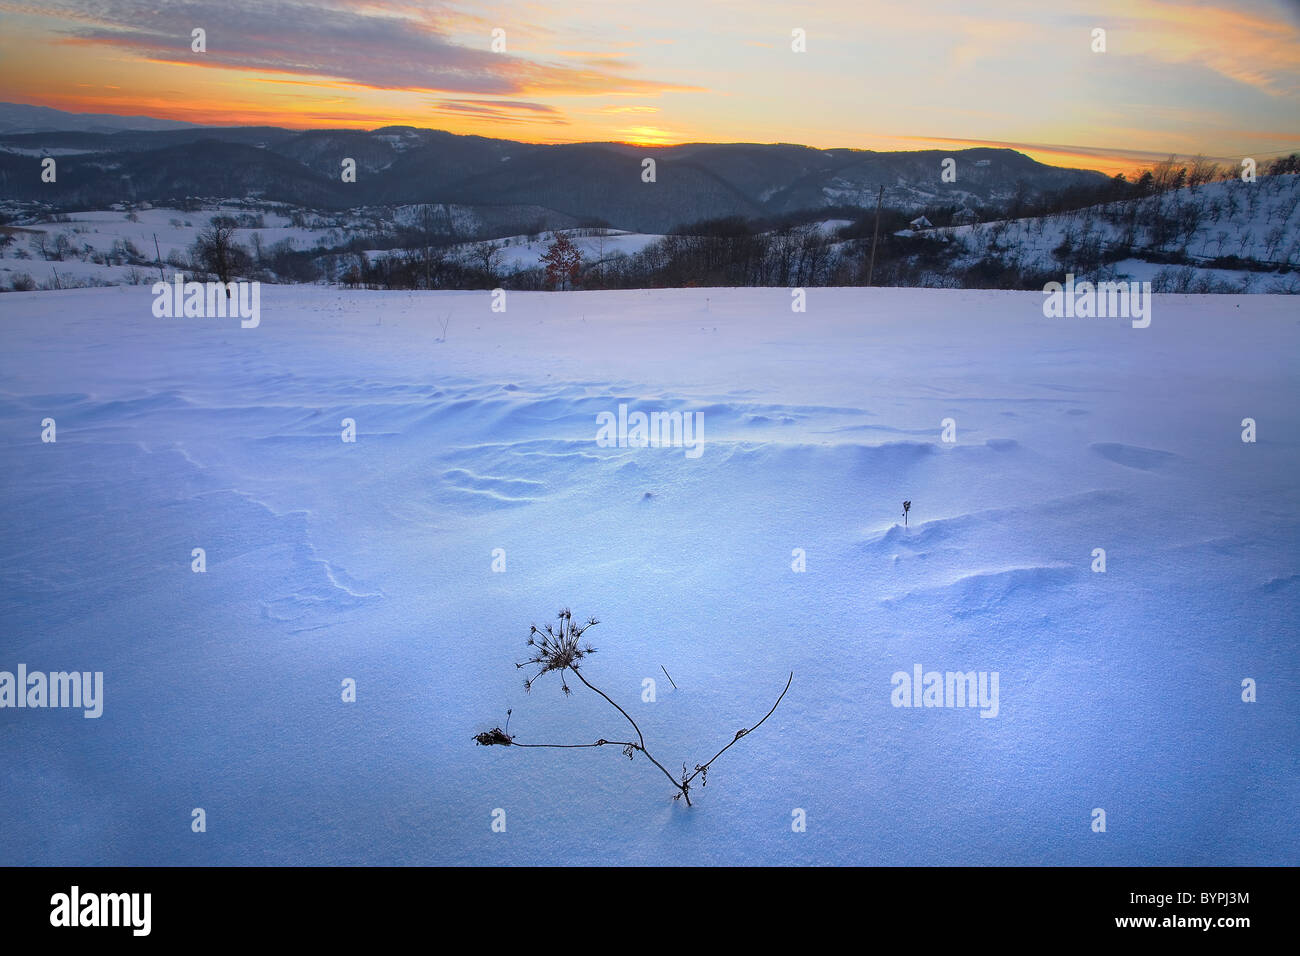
[1107, 0, 1300, 97]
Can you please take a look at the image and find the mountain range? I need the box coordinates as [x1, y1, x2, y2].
[0, 103, 1108, 234]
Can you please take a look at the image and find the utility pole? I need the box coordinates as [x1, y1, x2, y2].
[153, 233, 165, 283]
[867, 185, 884, 286]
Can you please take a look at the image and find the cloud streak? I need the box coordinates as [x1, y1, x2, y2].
[5, 0, 698, 96]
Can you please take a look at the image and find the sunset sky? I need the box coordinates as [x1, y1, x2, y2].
[1, 0, 1297, 175]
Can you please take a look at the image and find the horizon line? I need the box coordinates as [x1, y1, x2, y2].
[5, 99, 1299, 180]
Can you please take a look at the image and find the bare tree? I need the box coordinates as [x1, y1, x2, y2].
[1188, 155, 1220, 192]
[417, 205, 443, 288]
[1176, 202, 1202, 249]
[1264, 225, 1286, 261]
[470, 241, 503, 284]
[1224, 190, 1241, 219]
[193, 219, 244, 296]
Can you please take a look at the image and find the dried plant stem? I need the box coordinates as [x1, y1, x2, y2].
[684, 671, 792, 789]
[509, 740, 637, 749]
[509, 667, 793, 807]
[481, 609, 792, 806]
[569, 666, 685, 798]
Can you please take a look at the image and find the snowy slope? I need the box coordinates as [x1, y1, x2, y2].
[934, 175, 1300, 284]
[0, 286, 1296, 865]
[0, 205, 323, 289]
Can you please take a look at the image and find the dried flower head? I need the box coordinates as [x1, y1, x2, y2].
[516, 608, 598, 692]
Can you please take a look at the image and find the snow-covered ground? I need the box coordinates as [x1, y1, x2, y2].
[0, 286, 1296, 865]
[0, 204, 322, 289]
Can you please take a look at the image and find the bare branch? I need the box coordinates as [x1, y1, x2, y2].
[685, 671, 792, 786]
[568, 665, 683, 796]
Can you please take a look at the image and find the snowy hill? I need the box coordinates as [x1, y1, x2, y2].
[929, 175, 1300, 292]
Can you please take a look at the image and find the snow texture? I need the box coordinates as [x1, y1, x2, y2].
[0, 285, 1296, 865]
